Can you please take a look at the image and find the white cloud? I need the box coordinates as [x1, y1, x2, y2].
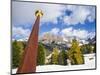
[12, 1, 65, 26]
[39, 27, 95, 45]
[61, 27, 95, 40]
[50, 28, 60, 35]
[40, 27, 60, 40]
[12, 2, 95, 40]
[61, 27, 73, 37]
[12, 1, 95, 27]
[12, 26, 31, 40]
[63, 5, 95, 25]
[12, 1, 95, 26]
[42, 27, 95, 40]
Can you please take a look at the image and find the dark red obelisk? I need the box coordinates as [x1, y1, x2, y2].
[16, 10, 43, 74]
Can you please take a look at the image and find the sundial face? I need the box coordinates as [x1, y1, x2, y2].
[35, 10, 43, 17]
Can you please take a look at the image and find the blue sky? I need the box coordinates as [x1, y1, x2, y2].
[12, 1, 96, 41]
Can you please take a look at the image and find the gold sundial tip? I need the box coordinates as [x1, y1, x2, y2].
[35, 10, 43, 17]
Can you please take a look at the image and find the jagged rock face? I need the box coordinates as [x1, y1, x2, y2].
[87, 36, 96, 44]
[39, 32, 72, 46]
[40, 33, 63, 44]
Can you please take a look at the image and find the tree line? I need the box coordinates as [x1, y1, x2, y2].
[12, 39, 95, 68]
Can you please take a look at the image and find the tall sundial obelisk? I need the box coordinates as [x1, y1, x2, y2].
[16, 10, 43, 74]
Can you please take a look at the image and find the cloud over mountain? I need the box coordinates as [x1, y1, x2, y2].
[63, 5, 95, 25]
[12, 1, 96, 41]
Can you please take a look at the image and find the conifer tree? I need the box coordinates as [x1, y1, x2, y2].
[37, 43, 46, 65]
[58, 50, 67, 65]
[12, 40, 21, 68]
[51, 47, 59, 64]
[67, 39, 84, 65]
